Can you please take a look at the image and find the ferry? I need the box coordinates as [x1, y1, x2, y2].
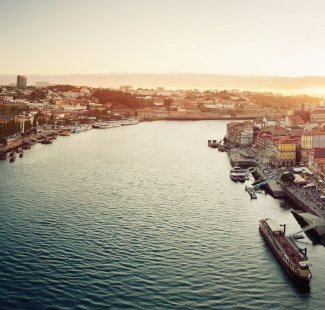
[70, 125, 92, 133]
[92, 121, 122, 129]
[107, 121, 121, 128]
[121, 119, 139, 126]
[259, 218, 312, 286]
[230, 165, 246, 182]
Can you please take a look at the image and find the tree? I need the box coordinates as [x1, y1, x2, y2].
[92, 89, 149, 109]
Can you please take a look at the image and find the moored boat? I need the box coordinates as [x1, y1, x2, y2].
[259, 218, 312, 286]
[59, 130, 70, 136]
[92, 123, 109, 129]
[230, 165, 246, 182]
[208, 139, 218, 148]
[42, 138, 53, 144]
[107, 121, 121, 128]
[121, 119, 139, 126]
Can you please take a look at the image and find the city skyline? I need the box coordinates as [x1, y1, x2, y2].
[1, 0, 325, 78]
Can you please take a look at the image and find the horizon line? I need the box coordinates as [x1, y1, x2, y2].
[2, 72, 325, 79]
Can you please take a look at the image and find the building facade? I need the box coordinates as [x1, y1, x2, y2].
[17, 75, 27, 89]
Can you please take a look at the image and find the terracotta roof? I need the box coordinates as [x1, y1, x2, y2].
[312, 131, 325, 136]
[314, 148, 325, 159]
[311, 110, 325, 114]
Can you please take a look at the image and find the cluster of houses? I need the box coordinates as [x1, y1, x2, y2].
[226, 106, 325, 193]
[0, 85, 98, 129]
[1, 82, 290, 130]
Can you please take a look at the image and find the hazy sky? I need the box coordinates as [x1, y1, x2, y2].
[1, 0, 325, 76]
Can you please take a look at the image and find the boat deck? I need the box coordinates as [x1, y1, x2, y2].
[274, 233, 304, 265]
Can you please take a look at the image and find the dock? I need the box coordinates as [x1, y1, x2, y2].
[0, 130, 59, 160]
[291, 211, 325, 246]
[252, 168, 285, 198]
[229, 150, 257, 168]
[246, 186, 257, 199]
[282, 185, 325, 216]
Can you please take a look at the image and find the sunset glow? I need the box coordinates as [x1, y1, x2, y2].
[1, 0, 325, 81]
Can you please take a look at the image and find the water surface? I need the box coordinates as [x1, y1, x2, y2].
[1, 121, 324, 309]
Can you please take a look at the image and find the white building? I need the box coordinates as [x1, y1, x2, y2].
[240, 127, 254, 146]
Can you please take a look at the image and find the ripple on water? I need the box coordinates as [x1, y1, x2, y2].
[0, 121, 324, 309]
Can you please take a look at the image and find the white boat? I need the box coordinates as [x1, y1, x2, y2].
[92, 123, 109, 129]
[77, 125, 92, 132]
[121, 119, 139, 126]
[107, 121, 121, 128]
[230, 165, 246, 182]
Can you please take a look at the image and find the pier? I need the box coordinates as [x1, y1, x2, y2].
[245, 186, 257, 199]
[291, 211, 325, 246]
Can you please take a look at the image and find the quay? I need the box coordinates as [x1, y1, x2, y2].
[283, 184, 325, 217]
[291, 211, 325, 246]
[0, 130, 59, 160]
[251, 167, 285, 198]
[229, 150, 257, 168]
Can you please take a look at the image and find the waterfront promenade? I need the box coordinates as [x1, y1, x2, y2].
[284, 183, 325, 217]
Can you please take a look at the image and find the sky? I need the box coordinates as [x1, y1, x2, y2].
[1, 0, 325, 77]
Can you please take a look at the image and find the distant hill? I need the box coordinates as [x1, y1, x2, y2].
[1, 73, 325, 95]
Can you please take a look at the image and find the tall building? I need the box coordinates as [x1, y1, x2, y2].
[17, 75, 27, 89]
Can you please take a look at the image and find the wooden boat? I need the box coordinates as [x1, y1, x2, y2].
[259, 218, 312, 286]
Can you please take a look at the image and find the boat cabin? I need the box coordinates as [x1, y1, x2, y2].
[266, 219, 283, 235]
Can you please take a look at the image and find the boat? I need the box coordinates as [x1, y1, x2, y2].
[121, 119, 139, 126]
[230, 165, 246, 182]
[42, 138, 53, 144]
[59, 130, 70, 136]
[19, 152, 23, 158]
[259, 218, 312, 286]
[10, 156, 15, 163]
[107, 121, 121, 128]
[218, 145, 226, 152]
[208, 139, 218, 148]
[92, 123, 109, 129]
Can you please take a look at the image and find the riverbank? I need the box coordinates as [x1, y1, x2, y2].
[0, 119, 139, 162]
[225, 144, 325, 244]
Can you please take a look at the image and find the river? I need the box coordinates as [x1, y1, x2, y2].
[0, 120, 324, 309]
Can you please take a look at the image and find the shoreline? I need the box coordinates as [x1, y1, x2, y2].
[225, 145, 325, 244]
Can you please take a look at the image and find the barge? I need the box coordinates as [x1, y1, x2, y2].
[259, 218, 312, 286]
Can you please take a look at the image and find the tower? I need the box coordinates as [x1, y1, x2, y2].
[17, 75, 27, 89]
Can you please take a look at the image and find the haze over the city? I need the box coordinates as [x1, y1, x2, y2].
[1, 0, 325, 94]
